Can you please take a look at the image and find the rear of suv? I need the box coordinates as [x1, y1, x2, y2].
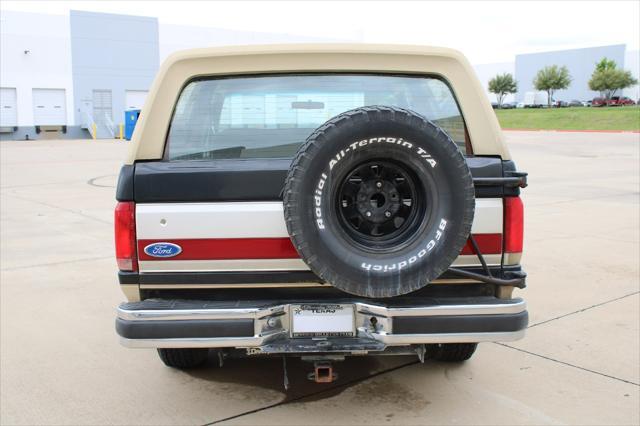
[114, 44, 528, 375]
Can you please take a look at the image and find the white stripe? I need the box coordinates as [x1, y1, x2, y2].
[139, 258, 308, 272]
[139, 279, 484, 289]
[137, 254, 501, 273]
[136, 202, 288, 239]
[470, 198, 503, 234]
[136, 199, 502, 239]
[453, 254, 502, 266]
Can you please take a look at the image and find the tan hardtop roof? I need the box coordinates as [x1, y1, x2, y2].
[163, 43, 468, 63]
[127, 44, 509, 163]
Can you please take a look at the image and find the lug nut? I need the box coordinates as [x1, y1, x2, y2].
[376, 181, 383, 188]
[384, 211, 391, 218]
[365, 211, 372, 217]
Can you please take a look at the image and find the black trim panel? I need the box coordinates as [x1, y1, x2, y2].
[123, 296, 524, 311]
[118, 271, 138, 285]
[115, 318, 254, 339]
[124, 265, 522, 286]
[393, 311, 528, 334]
[134, 159, 292, 202]
[141, 283, 494, 301]
[502, 160, 525, 196]
[115, 165, 134, 201]
[466, 156, 504, 198]
[440, 264, 521, 280]
[131, 157, 512, 202]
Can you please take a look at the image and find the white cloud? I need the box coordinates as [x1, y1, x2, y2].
[2, 0, 638, 64]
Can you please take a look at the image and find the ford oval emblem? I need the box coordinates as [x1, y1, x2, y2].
[143, 242, 182, 258]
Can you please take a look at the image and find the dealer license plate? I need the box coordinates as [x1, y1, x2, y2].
[290, 304, 355, 337]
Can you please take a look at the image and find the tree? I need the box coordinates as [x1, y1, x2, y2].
[488, 73, 518, 108]
[533, 65, 572, 107]
[595, 57, 617, 72]
[588, 58, 638, 100]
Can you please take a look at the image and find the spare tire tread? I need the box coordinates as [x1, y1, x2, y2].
[284, 106, 475, 297]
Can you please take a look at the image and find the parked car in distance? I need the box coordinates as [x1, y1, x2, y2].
[500, 102, 516, 109]
[582, 100, 592, 107]
[567, 100, 583, 107]
[608, 96, 636, 106]
[592, 97, 607, 107]
[516, 102, 525, 108]
[552, 100, 568, 108]
[491, 102, 499, 109]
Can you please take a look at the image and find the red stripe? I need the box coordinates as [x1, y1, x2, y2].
[139, 234, 503, 261]
[461, 233, 503, 255]
[138, 238, 299, 261]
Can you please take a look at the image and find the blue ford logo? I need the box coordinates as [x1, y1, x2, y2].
[144, 242, 182, 258]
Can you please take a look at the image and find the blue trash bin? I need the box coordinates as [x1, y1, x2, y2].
[124, 109, 140, 140]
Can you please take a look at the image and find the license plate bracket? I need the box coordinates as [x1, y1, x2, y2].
[290, 304, 355, 337]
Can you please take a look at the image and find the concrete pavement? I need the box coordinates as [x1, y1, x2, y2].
[1, 132, 638, 425]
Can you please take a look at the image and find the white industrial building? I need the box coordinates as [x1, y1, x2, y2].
[1, 9, 638, 140]
[0, 10, 341, 140]
[0, 12, 75, 138]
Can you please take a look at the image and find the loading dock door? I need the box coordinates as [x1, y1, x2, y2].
[0, 88, 18, 127]
[125, 90, 148, 110]
[32, 89, 66, 125]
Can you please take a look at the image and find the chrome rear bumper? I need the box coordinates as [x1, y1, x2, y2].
[116, 297, 528, 350]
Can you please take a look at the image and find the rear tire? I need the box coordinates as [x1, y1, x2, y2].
[157, 348, 210, 369]
[427, 343, 478, 362]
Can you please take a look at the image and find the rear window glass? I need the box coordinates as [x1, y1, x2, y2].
[167, 74, 466, 160]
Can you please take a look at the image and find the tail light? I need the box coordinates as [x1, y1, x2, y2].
[504, 196, 524, 253]
[115, 201, 137, 271]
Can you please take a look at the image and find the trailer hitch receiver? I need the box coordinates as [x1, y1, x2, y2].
[309, 361, 337, 383]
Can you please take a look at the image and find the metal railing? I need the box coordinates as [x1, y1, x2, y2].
[103, 113, 116, 138]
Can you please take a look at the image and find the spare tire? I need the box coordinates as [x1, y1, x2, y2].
[283, 106, 474, 298]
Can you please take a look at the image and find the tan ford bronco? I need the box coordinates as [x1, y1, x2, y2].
[114, 44, 527, 382]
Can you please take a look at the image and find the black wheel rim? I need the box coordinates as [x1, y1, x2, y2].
[335, 160, 426, 249]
